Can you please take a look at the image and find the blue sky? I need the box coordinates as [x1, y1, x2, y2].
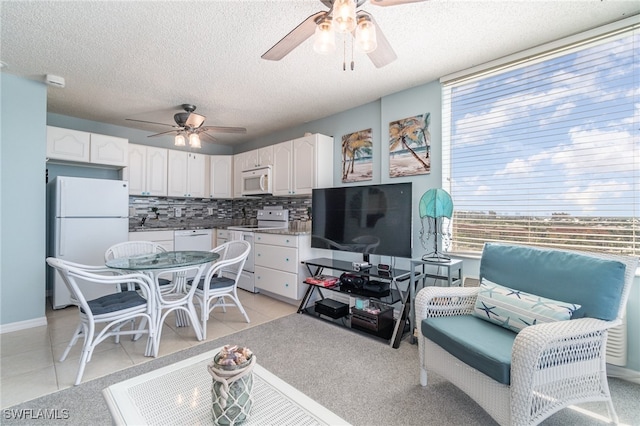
[450, 31, 639, 217]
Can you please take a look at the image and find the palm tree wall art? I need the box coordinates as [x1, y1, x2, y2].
[389, 112, 431, 177]
[342, 128, 373, 183]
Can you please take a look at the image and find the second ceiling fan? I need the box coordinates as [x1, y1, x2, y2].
[126, 104, 246, 148]
[262, 0, 426, 69]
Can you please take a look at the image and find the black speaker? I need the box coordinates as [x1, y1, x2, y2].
[340, 273, 364, 288]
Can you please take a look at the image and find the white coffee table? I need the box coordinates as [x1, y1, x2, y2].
[103, 348, 350, 425]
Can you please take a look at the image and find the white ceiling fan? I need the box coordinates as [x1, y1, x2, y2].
[261, 0, 427, 69]
[126, 104, 246, 148]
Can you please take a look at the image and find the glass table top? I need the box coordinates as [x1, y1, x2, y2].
[105, 250, 219, 271]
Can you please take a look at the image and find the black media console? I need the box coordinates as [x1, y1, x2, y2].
[298, 258, 411, 348]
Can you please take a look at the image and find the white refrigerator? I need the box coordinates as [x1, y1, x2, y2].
[50, 176, 129, 309]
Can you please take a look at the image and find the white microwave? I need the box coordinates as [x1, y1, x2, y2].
[241, 166, 272, 195]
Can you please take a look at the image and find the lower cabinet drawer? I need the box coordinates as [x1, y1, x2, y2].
[254, 244, 298, 273]
[255, 266, 298, 300]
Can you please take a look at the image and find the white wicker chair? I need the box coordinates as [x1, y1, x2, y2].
[415, 247, 638, 426]
[105, 241, 173, 292]
[46, 257, 156, 385]
[191, 240, 251, 340]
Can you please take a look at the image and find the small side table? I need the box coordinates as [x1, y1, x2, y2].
[409, 258, 463, 343]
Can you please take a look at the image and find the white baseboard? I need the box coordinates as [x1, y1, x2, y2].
[0, 316, 48, 334]
[607, 364, 640, 384]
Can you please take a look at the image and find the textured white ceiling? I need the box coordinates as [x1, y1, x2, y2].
[1, 0, 638, 147]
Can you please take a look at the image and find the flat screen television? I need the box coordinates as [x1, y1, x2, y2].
[311, 182, 413, 261]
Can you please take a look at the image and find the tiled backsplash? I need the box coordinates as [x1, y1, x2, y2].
[129, 195, 312, 230]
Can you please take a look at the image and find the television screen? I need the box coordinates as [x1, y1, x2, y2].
[311, 182, 413, 260]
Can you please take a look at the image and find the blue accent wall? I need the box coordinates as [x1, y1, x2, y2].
[1, 73, 47, 326]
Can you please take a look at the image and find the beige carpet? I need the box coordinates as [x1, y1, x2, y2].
[3, 313, 639, 425]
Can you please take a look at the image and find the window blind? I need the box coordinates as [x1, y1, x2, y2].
[442, 23, 639, 256]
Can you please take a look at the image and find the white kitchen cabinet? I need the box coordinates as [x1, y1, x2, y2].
[128, 230, 174, 251]
[168, 151, 206, 198]
[245, 146, 273, 169]
[254, 233, 316, 301]
[272, 140, 293, 196]
[233, 146, 272, 197]
[272, 133, 334, 196]
[46, 126, 128, 167]
[89, 133, 128, 166]
[209, 155, 233, 198]
[47, 126, 90, 162]
[123, 144, 168, 196]
[233, 151, 250, 198]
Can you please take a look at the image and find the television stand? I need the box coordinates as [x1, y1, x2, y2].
[299, 257, 411, 348]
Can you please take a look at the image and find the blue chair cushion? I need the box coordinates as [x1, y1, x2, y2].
[189, 276, 236, 290]
[158, 278, 172, 286]
[480, 243, 626, 321]
[83, 291, 147, 315]
[422, 315, 517, 385]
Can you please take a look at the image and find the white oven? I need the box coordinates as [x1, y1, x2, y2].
[241, 166, 272, 196]
[228, 207, 288, 293]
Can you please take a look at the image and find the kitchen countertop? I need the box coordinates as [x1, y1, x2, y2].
[130, 226, 218, 232]
[254, 228, 311, 236]
[129, 224, 311, 235]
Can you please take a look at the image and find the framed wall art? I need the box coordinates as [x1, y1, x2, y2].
[389, 112, 431, 178]
[341, 128, 373, 183]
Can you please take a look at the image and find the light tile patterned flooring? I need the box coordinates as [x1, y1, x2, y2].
[0, 291, 297, 409]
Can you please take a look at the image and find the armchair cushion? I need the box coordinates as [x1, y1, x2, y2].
[473, 279, 580, 333]
[83, 291, 147, 315]
[480, 243, 627, 321]
[191, 276, 235, 290]
[422, 315, 517, 385]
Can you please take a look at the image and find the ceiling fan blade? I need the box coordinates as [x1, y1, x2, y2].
[199, 132, 218, 143]
[185, 112, 206, 128]
[147, 129, 180, 138]
[262, 11, 327, 61]
[368, 0, 427, 6]
[366, 15, 397, 68]
[200, 126, 247, 134]
[125, 118, 179, 128]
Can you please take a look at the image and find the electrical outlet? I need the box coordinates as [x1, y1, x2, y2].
[175, 207, 182, 217]
[207, 207, 214, 216]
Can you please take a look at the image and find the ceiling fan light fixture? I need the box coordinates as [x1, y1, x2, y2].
[356, 15, 377, 53]
[189, 133, 201, 149]
[174, 133, 186, 147]
[313, 18, 336, 54]
[333, 0, 357, 33]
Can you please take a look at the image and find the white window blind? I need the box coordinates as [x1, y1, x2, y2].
[442, 23, 639, 256]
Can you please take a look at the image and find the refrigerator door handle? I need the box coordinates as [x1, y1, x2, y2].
[58, 220, 65, 256]
[58, 179, 66, 218]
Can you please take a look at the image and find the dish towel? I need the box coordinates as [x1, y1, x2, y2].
[229, 230, 244, 241]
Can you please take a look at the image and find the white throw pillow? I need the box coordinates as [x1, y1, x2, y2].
[473, 278, 581, 333]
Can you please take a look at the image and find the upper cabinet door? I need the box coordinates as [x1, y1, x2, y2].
[257, 146, 274, 167]
[292, 136, 316, 195]
[210, 155, 233, 198]
[46, 126, 90, 162]
[233, 153, 245, 198]
[145, 147, 168, 196]
[125, 145, 167, 196]
[167, 150, 189, 197]
[187, 152, 206, 198]
[272, 141, 293, 196]
[125, 144, 147, 195]
[89, 133, 128, 167]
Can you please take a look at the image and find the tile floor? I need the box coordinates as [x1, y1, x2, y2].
[0, 291, 297, 409]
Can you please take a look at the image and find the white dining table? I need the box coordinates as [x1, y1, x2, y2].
[106, 250, 219, 356]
